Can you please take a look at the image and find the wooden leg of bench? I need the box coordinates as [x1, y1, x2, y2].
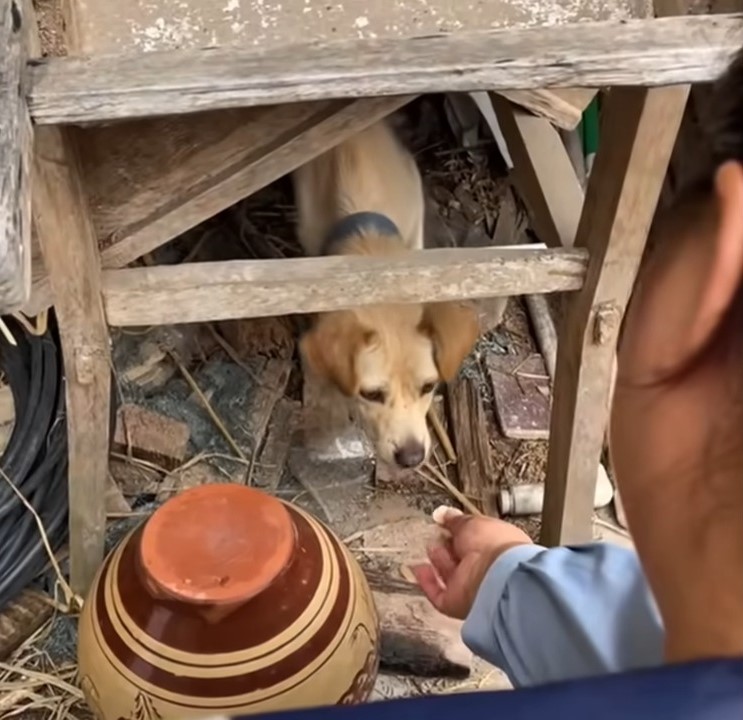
[540, 85, 689, 546]
[34, 125, 111, 594]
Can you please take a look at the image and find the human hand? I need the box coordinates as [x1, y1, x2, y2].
[410, 507, 532, 620]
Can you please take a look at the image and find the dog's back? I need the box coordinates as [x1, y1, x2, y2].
[293, 121, 424, 256]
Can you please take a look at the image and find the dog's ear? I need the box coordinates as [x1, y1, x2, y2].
[419, 301, 480, 382]
[300, 312, 375, 396]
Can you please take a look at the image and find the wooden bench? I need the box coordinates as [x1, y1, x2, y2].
[3, 0, 741, 592]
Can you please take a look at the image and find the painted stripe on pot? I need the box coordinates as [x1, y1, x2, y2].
[102, 514, 339, 674]
[114, 506, 328, 658]
[86, 557, 362, 713]
[88, 547, 357, 710]
[88, 512, 355, 704]
[106, 508, 337, 669]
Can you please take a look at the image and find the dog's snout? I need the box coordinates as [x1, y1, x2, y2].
[394, 442, 425, 469]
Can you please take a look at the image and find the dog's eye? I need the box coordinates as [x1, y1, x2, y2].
[360, 389, 386, 404]
[420, 382, 437, 396]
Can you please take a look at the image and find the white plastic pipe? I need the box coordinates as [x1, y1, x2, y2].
[498, 464, 614, 517]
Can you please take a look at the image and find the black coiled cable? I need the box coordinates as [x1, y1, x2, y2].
[0, 314, 68, 610]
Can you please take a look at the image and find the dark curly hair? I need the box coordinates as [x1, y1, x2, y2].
[707, 46, 743, 171]
[679, 45, 743, 199]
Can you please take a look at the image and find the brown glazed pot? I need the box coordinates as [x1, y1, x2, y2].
[78, 484, 380, 719]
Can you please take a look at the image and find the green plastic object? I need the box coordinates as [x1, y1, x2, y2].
[583, 98, 599, 155]
[582, 96, 600, 175]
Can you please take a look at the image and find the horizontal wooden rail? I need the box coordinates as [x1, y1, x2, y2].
[102, 246, 588, 327]
[28, 14, 743, 125]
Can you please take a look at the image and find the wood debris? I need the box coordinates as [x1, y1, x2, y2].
[445, 375, 494, 514]
[252, 397, 300, 490]
[0, 592, 53, 661]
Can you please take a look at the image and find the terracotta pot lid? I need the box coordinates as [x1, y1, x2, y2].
[140, 483, 295, 605]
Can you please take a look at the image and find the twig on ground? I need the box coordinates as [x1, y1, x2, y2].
[206, 324, 264, 387]
[420, 462, 483, 516]
[168, 351, 249, 463]
[427, 406, 457, 464]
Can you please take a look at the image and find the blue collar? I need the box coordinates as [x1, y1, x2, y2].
[322, 212, 400, 255]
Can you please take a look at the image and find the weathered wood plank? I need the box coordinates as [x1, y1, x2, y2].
[654, 0, 695, 15]
[35, 127, 112, 594]
[487, 353, 551, 440]
[21, 96, 414, 318]
[0, 591, 52, 660]
[446, 374, 493, 513]
[498, 88, 597, 130]
[0, 0, 32, 312]
[540, 86, 689, 546]
[252, 398, 300, 491]
[100, 246, 588, 327]
[94, 96, 414, 269]
[27, 14, 743, 125]
[22, 0, 112, 595]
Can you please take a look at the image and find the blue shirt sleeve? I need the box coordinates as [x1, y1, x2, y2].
[461, 543, 664, 688]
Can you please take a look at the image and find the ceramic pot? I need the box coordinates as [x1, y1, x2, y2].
[78, 483, 380, 719]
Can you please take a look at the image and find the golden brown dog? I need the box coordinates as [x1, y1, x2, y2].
[293, 120, 479, 469]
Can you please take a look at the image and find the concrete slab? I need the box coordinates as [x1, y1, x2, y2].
[69, 0, 652, 55]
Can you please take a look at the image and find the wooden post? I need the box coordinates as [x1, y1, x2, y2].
[35, 126, 112, 594]
[22, 0, 112, 592]
[540, 85, 689, 546]
[0, 0, 32, 312]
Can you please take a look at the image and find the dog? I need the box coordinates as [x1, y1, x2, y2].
[293, 120, 479, 470]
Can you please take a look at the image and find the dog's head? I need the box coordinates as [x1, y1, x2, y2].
[300, 301, 479, 469]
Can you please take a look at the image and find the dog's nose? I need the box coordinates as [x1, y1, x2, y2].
[394, 442, 425, 469]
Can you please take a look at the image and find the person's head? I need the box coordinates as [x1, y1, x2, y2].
[609, 47, 743, 642]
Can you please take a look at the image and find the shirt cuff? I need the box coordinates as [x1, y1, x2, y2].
[462, 543, 546, 660]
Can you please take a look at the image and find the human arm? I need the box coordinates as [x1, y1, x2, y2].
[411, 510, 663, 687]
[461, 542, 663, 686]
